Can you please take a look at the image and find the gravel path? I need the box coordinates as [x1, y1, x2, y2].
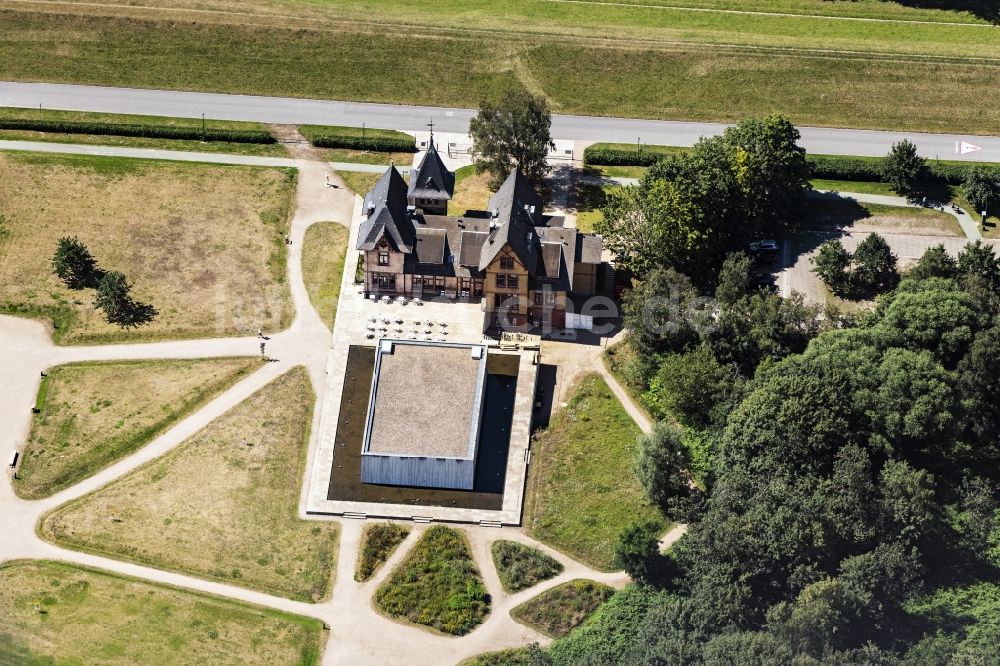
[0, 141, 631, 665]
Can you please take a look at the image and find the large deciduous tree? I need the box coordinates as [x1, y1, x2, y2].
[469, 89, 554, 187]
[882, 139, 926, 197]
[963, 167, 1000, 216]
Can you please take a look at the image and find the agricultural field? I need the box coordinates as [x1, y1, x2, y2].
[0, 560, 325, 666]
[15, 357, 262, 499]
[375, 525, 489, 636]
[510, 579, 614, 638]
[0, 107, 287, 156]
[302, 222, 349, 327]
[39, 367, 341, 603]
[524, 373, 664, 571]
[1, 1, 998, 132]
[0, 152, 296, 344]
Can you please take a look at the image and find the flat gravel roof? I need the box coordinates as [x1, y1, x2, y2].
[365, 341, 486, 459]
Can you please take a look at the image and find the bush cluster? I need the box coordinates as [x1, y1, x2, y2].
[355, 523, 410, 582]
[583, 146, 659, 166]
[491, 540, 563, 593]
[0, 118, 275, 144]
[309, 134, 416, 153]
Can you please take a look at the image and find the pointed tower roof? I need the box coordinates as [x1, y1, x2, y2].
[359, 166, 415, 253]
[407, 141, 455, 202]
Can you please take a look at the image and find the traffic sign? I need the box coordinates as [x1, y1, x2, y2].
[956, 140, 983, 155]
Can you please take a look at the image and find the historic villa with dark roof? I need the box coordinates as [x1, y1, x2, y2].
[358, 141, 607, 329]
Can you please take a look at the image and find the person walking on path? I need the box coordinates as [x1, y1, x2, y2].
[259, 341, 266, 357]
[257, 327, 263, 339]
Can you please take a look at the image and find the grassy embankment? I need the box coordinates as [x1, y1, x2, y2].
[524, 373, 664, 571]
[0, 106, 286, 156]
[0, 560, 326, 665]
[39, 367, 340, 603]
[1, 2, 999, 133]
[15, 357, 262, 499]
[0, 152, 296, 344]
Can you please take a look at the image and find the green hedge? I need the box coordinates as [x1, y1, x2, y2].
[0, 119, 275, 144]
[584, 145, 1000, 186]
[309, 134, 416, 153]
[583, 146, 660, 167]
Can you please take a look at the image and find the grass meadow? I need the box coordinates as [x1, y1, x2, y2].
[1, 2, 999, 132]
[0, 152, 296, 344]
[0, 560, 325, 665]
[301, 222, 349, 327]
[524, 373, 664, 571]
[39, 367, 341, 603]
[15, 357, 263, 499]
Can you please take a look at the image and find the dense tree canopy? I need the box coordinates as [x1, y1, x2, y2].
[597, 115, 810, 280]
[883, 140, 926, 197]
[469, 89, 554, 186]
[552, 252, 1000, 665]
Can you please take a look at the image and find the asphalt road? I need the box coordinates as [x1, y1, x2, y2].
[2, 81, 999, 162]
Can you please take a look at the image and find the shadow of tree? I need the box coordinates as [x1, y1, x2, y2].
[106, 299, 158, 329]
[883, 0, 999, 23]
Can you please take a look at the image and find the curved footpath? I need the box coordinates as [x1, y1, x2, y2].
[0, 140, 633, 665]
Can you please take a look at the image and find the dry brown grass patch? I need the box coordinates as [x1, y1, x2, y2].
[39, 366, 340, 603]
[0, 153, 296, 344]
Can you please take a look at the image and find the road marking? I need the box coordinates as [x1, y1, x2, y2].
[957, 140, 983, 155]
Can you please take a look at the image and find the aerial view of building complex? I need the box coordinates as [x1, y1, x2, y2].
[1, 1, 1000, 664]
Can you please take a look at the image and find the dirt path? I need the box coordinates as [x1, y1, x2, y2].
[0, 141, 631, 665]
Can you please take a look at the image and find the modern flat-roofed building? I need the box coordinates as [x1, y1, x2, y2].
[360, 339, 488, 490]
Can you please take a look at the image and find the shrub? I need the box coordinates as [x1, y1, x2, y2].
[491, 540, 563, 593]
[309, 134, 416, 153]
[0, 118, 275, 143]
[511, 579, 615, 638]
[583, 146, 660, 167]
[375, 525, 490, 635]
[356, 523, 410, 582]
[52, 236, 99, 289]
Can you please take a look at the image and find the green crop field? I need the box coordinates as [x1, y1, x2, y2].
[1, 0, 998, 133]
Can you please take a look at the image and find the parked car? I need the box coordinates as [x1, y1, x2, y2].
[748, 239, 780, 264]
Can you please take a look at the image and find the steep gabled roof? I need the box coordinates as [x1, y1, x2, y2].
[479, 169, 545, 271]
[359, 167, 414, 253]
[407, 142, 455, 201]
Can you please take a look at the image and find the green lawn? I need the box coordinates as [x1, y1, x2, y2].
[375, 525, 489, 636]
[15, 357, 262, 499]
[0, 560, 325, 666]
[302, 222, 349, 328]
[3, 3, 1000, 133]
[491, 540, 563, 594]
[524, 373, 663, 571]
[338, 171, 383, 197]
[0, 106, 286, 156]
[355, 522, 411, 582]
[39, 367, 340, 603]
[511, 579, 615, 638]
